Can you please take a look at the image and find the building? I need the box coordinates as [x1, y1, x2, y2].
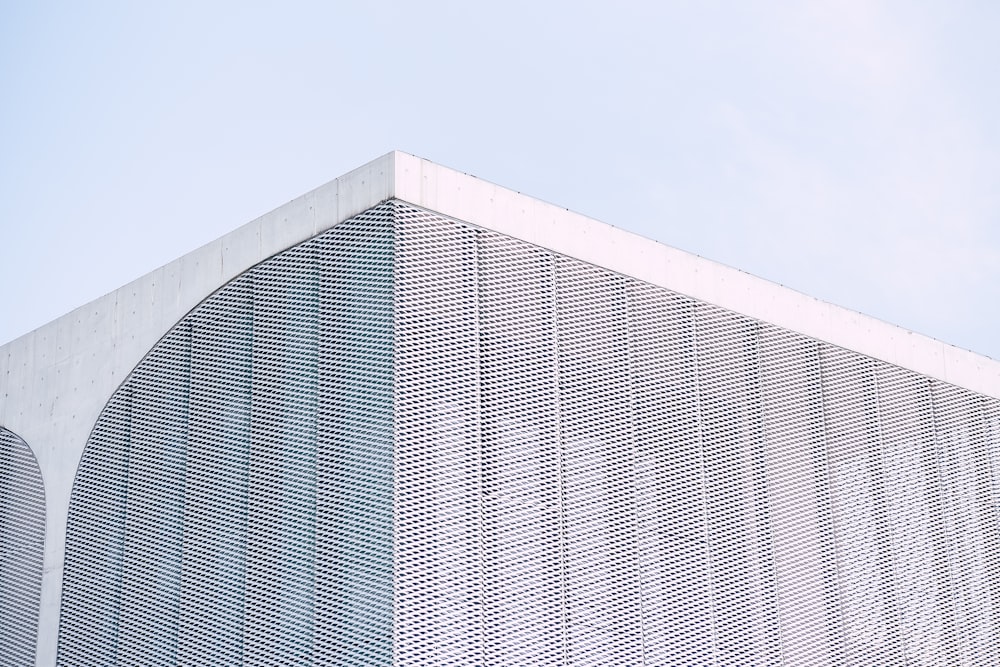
[2, 152, 1000, 666]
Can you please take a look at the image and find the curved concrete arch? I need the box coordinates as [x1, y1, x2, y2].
[0, 426, 46, 667]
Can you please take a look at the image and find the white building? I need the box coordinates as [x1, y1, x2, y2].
[2, 152, 999, 665]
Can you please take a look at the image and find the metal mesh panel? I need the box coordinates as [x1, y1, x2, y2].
[876, 363, 954, 664]
[59, 389, 131, 661]
[759, 326, 842, 664]
[819, 344, 905, 663]
[393, 207, 484, 665]
[57, 199, 1000, 665]
[244, 245, 319, 664]
[930, 381, 1000, 662]
[627, 283, 714, 664]
[477, 232, 564, 664]
[0, 428, 45, 667]
[555, 259, 644, 665]
[696, 305, 782, 665]
[59, 205, 395, 666]
[177, 275, 253, 664]
[116, 327, 190, 665]
[314, 212, 394, 665]
[989, 400, 1000, 510]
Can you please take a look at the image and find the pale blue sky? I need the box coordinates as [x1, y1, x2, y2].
[3, 2, 999, 358]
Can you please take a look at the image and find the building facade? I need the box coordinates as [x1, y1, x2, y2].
[2, 152, 1000, 665]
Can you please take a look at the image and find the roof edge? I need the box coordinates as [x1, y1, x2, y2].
[3, 150, 999, 414]
[391, 151, 1000, 399]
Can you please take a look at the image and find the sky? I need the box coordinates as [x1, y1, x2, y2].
[2, 2, 999, 359]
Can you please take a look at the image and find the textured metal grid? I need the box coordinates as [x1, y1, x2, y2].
[628, 283, 713, 665]
[556, 258, 644, 665]
[0, 427, 45, 667]
[58, 199, 1000, 665]
[178, 274, 252, 664]
[391, 205, 1000, 665]
[59, 388, 131, 659]
[820, 346, 908, 663]
[117, 327, 191, 664]
[760, 327, 840, 664]
[315, 212, 395, 666]
[477, 233, 564, 664]
[696, 305, 781, 665]
[930, 380, 1000, 663]
[393, 208, 484, 665]
[876, 363, 953, 664]
[244, 244, 319, 664]
[58, 205, 395, 666]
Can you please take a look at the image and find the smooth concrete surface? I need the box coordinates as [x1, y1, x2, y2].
[3, 150, 1000, 665]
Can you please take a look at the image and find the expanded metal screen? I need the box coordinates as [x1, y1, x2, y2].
[60, 201, 1000, 664]
[59, 206, 395, 666]
[0, 427, 45, 667]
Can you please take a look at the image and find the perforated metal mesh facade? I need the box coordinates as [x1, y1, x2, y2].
[59, 201, 1000, 665]
[0, 427, 45, 667]
[59, 206, 394, 665]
